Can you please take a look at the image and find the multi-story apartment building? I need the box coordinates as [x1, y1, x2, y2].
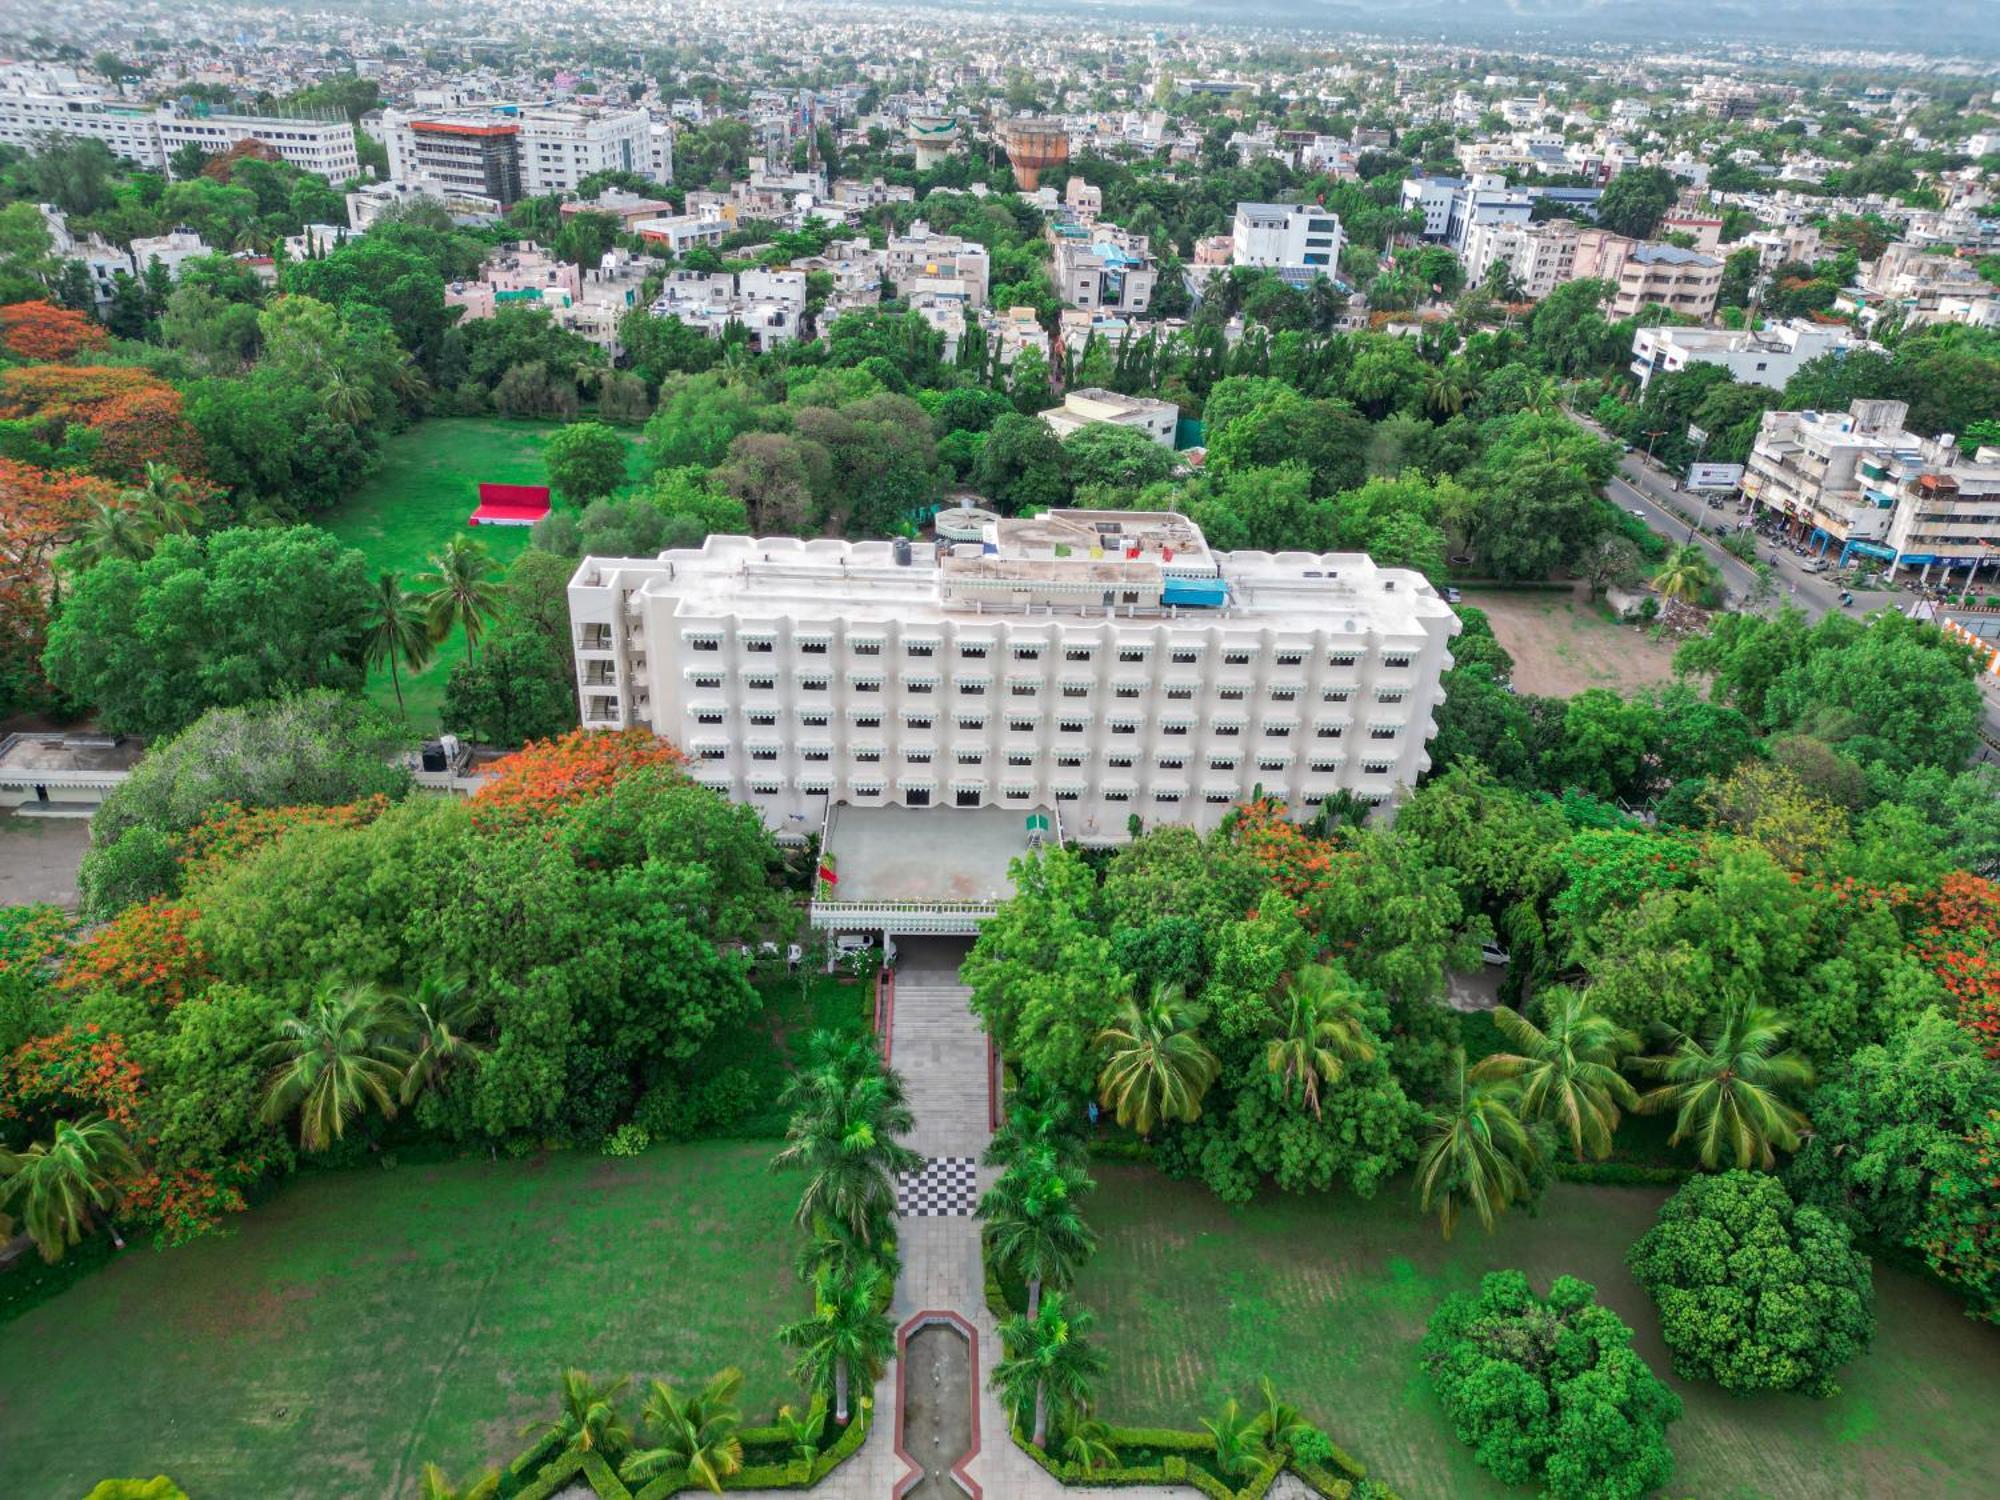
[1230, 202, 1346, 277]
[1744, 399, 2000, 585]
[1400, 172, 1532, 253]
[647, 268, 807, 351]
[380, 102, 661, 205]
[0, 68, 359, 181]
[1458, 218, 1578, 300]
[1629, 319, 1878, 391]
[1041, 388, 1180, 446]
[1574, 232, 1722, 319]
[883, 222, 991, 306]
[565, 511, 1458, 843]
[1051, 226, 1157, 315]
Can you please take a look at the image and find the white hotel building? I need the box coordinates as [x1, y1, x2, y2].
[566, 511, 1458, 845]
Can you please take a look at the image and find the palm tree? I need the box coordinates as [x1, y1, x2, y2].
[320, 361, 377, 425]
[620, 1367, 746, 1491]
[984, 1080, 1089, 1173]
[1472, 990, 1639, 1161]
[1637, 1003, 1814, 1170]
[69, 498, 156, 568]
[1252, 1376, 1313, 1459]
[523, 1369, 632, 1458]
[1094, 984, 1221, 1136]
[121, 461, 203, 536]
[1652, 544, 1720, 606]
[1265, 964, 1378, 1118]
[1421, 362, 1477, 418]
[1203, 1396, 1274, 1481]
[992, 1290, 1107, 1449]
[258, 979, 411, 1151]
[1056, 1413, 1119, 1473]
[1414, 1050, 1539, 1239]
[979, 1148, 1097, 1318]
[774, 1394, 829, 1465]
[396, 975, 487, 1106]
[0, 1116, 140, 1262]
[779, 1260, 896, 1424]
[418, 536, 502, 667]
[363, 571, 436, 715]
[772, 1056, 920, 1246]
[418, 1463, 499, 1500]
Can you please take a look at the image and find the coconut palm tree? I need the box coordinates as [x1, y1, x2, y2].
[984, 1079, 1090, 1173]
[523, 1369, 632, 1458]
[1472, 989, 1639, 1161]
[362, 571, 436, 715]
[121, 462, 203, 536]
[258, 979, 412, 1151]
[319, 361, 377, 426]
[978, 1147, 1097, 1318]
[620, 1367, 746, 1491]
[1095, 984, 1220, 1136]
[1414, 1050, 1539, 1239]
[418, 535, 502, 667]
[779, 1260, 896, 1424]
[0, 1115, 140, 1263]
[1421, 361, 1478, 418]
[69, 498, 156, 569]
[1652, 544, 1720, 606]
[418, 1463, 499, 1500]
[396, 975, 487, 1106]
[1203, 1396, 1274, 1481]
[1265, 963, 1379, 1118]
[1252, 1376, 1313, 1459]
[1637, 1003, 1814, 1170]
[772, 1055, 921, 1246]
[992, 1290, 1107, 1449]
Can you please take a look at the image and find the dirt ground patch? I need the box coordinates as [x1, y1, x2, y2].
[1463, 590, 1681, 699]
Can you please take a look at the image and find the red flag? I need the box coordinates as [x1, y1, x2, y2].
[818, 865, 839, 886]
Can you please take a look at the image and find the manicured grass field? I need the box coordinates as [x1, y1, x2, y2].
[0, 1140, 801, 1499]
[1074, 1166, 2000, 1499]
[322, 417, 646, 733]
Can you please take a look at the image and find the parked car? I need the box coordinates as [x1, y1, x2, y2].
[1480, 942, 1511, 967]
[1630, 507, 1648, 520]
[1443, 586, 1462, 604]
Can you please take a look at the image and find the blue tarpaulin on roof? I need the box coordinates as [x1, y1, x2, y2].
[1163, 577, 1228, 607]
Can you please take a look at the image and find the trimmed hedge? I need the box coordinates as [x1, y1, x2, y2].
[1552, 1160, 1693, 1187]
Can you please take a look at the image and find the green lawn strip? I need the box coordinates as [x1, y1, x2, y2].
[1073, 1166, 2000, 1500]
[320, 417, 645, 734]
[0, 1141, 800, 1499]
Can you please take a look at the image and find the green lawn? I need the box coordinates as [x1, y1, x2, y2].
[0, 1140, 801, 1499]
[322, 417, 646, 734]
[1073, 1167, 2000, 1499]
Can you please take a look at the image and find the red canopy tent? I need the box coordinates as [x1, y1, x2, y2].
[468, 482, 552, 527]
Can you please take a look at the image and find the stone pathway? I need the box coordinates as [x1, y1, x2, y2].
[732, 964, 1196, 1499]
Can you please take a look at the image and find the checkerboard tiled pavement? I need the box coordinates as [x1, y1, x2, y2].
[897, 1155, 979, 1217]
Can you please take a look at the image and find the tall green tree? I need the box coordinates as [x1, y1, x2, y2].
[991, 1290, 1107, 1448]
[257, 979, 411, 1151]
[1639, 1003, 1813, 1171]
[0, 1116, 141, 1263]
[1472, 990, 1638, 1161]
[419, 536, 502, 668]
[524, 1370, 633, 1458]
[1264, 962, 1379, 1118]
[779, 1260, 896, 1424]
[979, 1147, 1097, 1318]
[1415, 1051, 1540, 1238]
[362, 570, 435, 714]
[1095, 984, 1222, 1136]
[773, 1038, 921, 1244]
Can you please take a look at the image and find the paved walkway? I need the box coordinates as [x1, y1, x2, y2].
[740, 962, 1196, 1498]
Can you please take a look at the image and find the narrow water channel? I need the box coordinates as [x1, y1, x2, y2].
[900, 1322, 973, 1497]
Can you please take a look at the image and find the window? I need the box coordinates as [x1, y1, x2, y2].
[1363, 760, 1392, 776]
[1208, 755, 1238, 771]
[1275, 651, 1305, 667]
[906, 749, 933, 765]
[1370, 725, 1398, 740]
[1162, 721, 1190, 737]
[851, 640, 882, 656]
[698, 745, 726, 761]
[801, 710, 830, 727]
[1104, 789, 1131, 803]
[694, 709, 725, 725]
[750, 747, 778, 762]
[853, 711, 883, 730]
[745, 639, 773, 653]
[1316, 724, 1344, 739]
[800, 676, 829, 693]
[1265, 724, 1293, 738]
[957, 714, 986, 731]
[1011, 681, 1038, 697]
[1167, 685, 1194, 701]
[692, 674, 723, 690]
[746, 709, 777, 727]
[959, 679, 986, 696]
[906, 641, 935, 658]
[1323, 688, 1351, 704]
[904, 677, 934, 694]
[1013, 645, 1042, 660]
[854, 677, 882, 694]
[744, 674, 776, 691]
[1157, 755, 1186, 771]
[750, 780, 782, 796]
[906, 787, 931, 807]
[905, 713, 933, 730]
[799, 639, 828, 655]
[1056, 751, 1086, 768]
[1170, 649, 1199, 665]
[1115, 684, 1141, 699]
[803, 747, 831, 763]
[1154, 789, 1182, 803]
[1007, 752, 1035, 767]
[1215, 722, 1241, 737]
[1065, 647, 1094, 662]
[1309, 758, 1341, 773]
[1058, 718, 1087, 735]
[1270, 686, 1298, 702]
[1205, 791, 1236, 805]
[1223, 650, 1252, 666]
[854, 747, 883, 763]
[1219, 687, 1245, 702]
[1257, 755, 1289, 772]
[1062, 683, 1090, 699]
[1377, 689, 1404, 704]
[1008, 716, 1037, 733]
[956, 788, 981, 808]
[956, 749, 983, 765]
[1328, 652, 1358, 668]
[1111, 720, 1138, 736]
[960, 643, 989, 660]
[690, 637, 720, 652]
[1383, 653, 1412, 669]
[1055, 788, 1081, 802]
[1107, 752, 1135, 769]
[1118, 647, 1147, 664]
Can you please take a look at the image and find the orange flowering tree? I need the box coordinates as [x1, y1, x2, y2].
[56, 898, 210, 1007]
[1910, 872, 2000, 1058]
[0, 363, 203, 481]
[0, 299, 109, 362]
[2, 1023, 145, 1130]
[175, 796, 393, 889]
[471, 727, 685, 829]
[1225, 796, 1345, 909]
[0, 457, 117, 712]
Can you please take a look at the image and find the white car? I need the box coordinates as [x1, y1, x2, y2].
[1480, 942, 1511, 967]
[1629, 507, 1648, 520]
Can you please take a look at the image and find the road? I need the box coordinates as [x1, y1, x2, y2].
[1579, 418, 2000, 758]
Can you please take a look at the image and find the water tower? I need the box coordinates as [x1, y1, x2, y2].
[998, 117, 1069, 191]
[906, 113, 959, 170]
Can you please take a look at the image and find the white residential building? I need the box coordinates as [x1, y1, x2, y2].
[1399, 173, 1531, 253]
[884, 222, 991, 306]
[648, 268, 806, 351]
[346, 177, 502, 231]
[0, 68, 359, 181]
[1744, 399, 2000, 586]
[1041, 388, 1179, 447]
[1458, 219, 1579, 300]
[1230, 202, 1345, 277]
[1051, 226, 1157, 315]
[1629, 319, 1880, 391]
[380, 102, 662, 205]
[633, 210, 730, 256]
[566, 511, 1458, 841]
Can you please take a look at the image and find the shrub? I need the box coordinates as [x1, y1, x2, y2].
[1421, 1270, 1678, 1500]
[602, 1123, 650, 1157]
[1628, 1170, 1874, 1397]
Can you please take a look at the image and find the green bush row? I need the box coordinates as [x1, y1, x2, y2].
[1551, 1160, 1694, 1186]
